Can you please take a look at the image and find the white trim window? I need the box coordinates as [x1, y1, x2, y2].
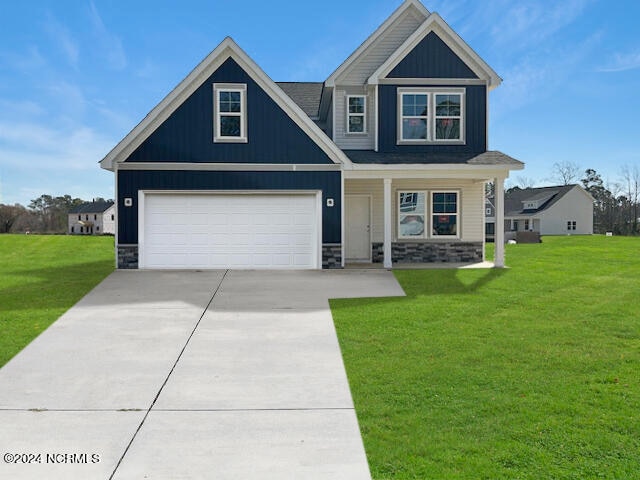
[347, 95, 367, 134]
[398, 192, 426, 238]
[399, 92, 428, 141]
[213, 83, 247, 143]
[435, 94, 462, 141]
[398, 190, 460, 239]
[431, 191, 459, 237]
[567, 221, 577, 231]
[398, 88, 465, 144]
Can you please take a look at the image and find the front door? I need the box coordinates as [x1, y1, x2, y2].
[345, 195, 371, 261]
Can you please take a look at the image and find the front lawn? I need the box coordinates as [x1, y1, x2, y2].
[0, 235, 114, 367]
[331, 236, 640, 479]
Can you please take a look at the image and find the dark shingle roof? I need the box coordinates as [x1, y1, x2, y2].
[344, 150, 524, 166]
[276, 82, 323, 118]
[504, 185, 576, 217]
[69, 200, 114, 214]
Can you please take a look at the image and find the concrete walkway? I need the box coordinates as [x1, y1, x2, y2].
[0, 270, 404, 479]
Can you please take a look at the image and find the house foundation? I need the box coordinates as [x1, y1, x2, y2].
[372, 241, 483, 264]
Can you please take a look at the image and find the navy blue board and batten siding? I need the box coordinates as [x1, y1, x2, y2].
[117, 170, 341, 245]
[377, 31, 486, 155]
[125, 57, 335, 164]
[387, 32, 479, 79]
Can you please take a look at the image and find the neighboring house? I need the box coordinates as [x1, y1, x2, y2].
[503, 185, 594, 236]
[100, 0, 523, 270]
[485, 195, 496, 241]
[68, 201, 115, 235]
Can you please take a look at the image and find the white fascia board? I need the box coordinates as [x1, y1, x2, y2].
[367, 13, 502, 89]
[325, 0, 430, 88]
[117, 162, 342, 171]
[100, 37, 236, 171]
[100, 37, 352, 171]
[343, 164, 520, 180]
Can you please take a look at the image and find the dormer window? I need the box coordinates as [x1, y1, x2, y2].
[213, 83, 247, 143]
[397, 88, 464, 144]
[347, 95, 367, 133]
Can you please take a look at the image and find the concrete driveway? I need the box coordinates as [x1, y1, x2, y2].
[0, 270, 404, 479]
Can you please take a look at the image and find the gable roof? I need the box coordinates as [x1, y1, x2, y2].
[276, 82, 323, 119]
[368, 13, 502, 89]
[69, 200, 114, 214]
[100, 38, 352, 171]
[504, 185, 590, 217]
[325, 0, 430, 87]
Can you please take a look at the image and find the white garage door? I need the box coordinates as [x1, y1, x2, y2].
[140, 193, 320, 269]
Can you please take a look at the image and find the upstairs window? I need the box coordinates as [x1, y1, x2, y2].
[347, 95, 367, 133]
[400, 93, 428, 141]
[398, 89, 464, 144]
[435, 94, 462, 141]
[213, 83, 247, 143]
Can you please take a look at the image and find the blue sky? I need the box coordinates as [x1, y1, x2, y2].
[1, 0, 639, 205]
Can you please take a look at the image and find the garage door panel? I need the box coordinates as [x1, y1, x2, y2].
[142, 194, 319, 269]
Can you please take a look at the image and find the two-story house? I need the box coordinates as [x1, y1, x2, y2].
[68, 200, 115, 235]
[100, 0, 523, 270]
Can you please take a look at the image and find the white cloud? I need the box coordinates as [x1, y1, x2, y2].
[42, 13, 80, 68]
[88, 1, 127, 70]
[427, 0, 593, 52]
[492, 32, 601, 117]
[135, 58, 158, 79]
[598, 50, 640, 73]
[0, 45, 46, 72]
[45, 81, 88, 119]
[0, 121, 114, 171]
[0, 99, 46, 119]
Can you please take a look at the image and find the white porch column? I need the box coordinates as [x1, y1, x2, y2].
[494, 176, 506, 268]
[383, 178, 392, 268]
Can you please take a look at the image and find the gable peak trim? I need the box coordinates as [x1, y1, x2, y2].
[100, 37, 352, 171]
[325, 0, 430, 87]
[367, 13, 502, 89]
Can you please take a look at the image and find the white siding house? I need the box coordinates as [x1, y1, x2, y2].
[503, 185, 593, 236]
[68, 201, 115, 235]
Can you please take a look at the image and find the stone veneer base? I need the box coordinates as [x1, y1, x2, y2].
[372, 242, 483, 264]
[117, 244, 343, 270]
[322, 244, 343, 269]
[117, 245, 139, 269]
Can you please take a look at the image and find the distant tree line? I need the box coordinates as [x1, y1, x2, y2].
[507, 161, 640, 236]
[0, 195, 110, 234]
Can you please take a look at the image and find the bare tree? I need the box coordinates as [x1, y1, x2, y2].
[620, 164, 640, 234]
[515, 176, 537, 189]
[551, 161, 581, 185]
[0, 204, 26, 233]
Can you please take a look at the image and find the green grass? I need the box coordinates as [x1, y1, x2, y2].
[331, 236, 640, 479]
[0, 234, 114, 367]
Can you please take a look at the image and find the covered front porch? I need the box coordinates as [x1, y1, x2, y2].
[341, 166, 511, 269]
